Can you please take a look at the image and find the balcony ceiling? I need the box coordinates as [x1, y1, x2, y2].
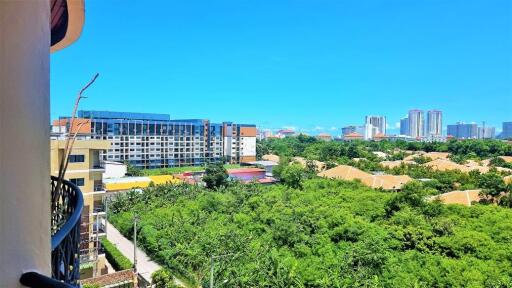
[51, 0, 85, 52]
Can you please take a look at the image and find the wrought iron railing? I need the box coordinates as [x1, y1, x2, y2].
[20, 176, 83, 288]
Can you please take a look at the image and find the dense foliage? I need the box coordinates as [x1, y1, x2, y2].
[152, 270, 181, 288]
[100, 237, 133, 271]
[203, 162, 229, 189]
[109, 180, 512, 287]
[258, 136, 512, 162]
[262, 137, 512, 203]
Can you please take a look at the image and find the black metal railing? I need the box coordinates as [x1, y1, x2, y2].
[20, 176, 83, 288]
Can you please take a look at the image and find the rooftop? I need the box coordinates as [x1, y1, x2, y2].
[78, 110, 170, 121]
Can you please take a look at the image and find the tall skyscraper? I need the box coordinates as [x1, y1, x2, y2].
[365, 115, 386, 135]
[447, 122, 478, 139]
[355, 124, 377, 140]
[408, 110, 424, 138]
[426, 110, 442, 136]
[400, 117, 409, 136]
[502, 122, 512, 139]
[477, 126, 496, 139]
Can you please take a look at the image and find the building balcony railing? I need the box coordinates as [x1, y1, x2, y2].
[93, 204, 105, 213]
[20, 176, 83, 288]
[91, 162, 105, 170]
[93, 184, 105, 192]
[93, 222, 106, 234]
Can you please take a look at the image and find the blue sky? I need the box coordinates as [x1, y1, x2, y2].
[51, 0, 512, 135]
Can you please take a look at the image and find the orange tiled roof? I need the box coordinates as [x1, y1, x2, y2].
[344, 132, 363, 139]
[262, 154, 280, 163]
[80, 270, 135, 286]
[318, 165, 411, 190]
[430, 190, 481, 206]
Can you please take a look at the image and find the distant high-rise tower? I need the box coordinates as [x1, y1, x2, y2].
[447, 122, 478, 139]
[426, 110, 443, 136]
[400, 117, 409, 136]
[502, 122, 512, 139]
[478, 124, 496, 139]
[365, 115, 386, 136]
[341, 126, 357, 136]
[408, 110, 424, 138]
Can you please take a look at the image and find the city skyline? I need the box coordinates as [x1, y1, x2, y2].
[51, 1, 511, 133]
[54, 107, 510, 137]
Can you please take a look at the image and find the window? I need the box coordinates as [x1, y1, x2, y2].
[69, 155, 85, 163]
[69, 178, 85, 187]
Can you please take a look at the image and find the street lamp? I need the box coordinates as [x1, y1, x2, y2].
[209, 253, 235, 288]
[133, 214, 139, 273]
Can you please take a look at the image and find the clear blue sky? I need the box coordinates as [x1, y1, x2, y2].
[51, 0, 512, 135]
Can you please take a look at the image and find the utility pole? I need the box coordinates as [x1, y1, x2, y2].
[210, 255, 214, 288]
[94, 212, 100, 277]
[209, 253, 235, 288]
[104, 195, 108, 237]
[133, 214, 139, 273]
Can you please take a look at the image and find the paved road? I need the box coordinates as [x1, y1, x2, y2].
[105, 221, 187, 287]
[106, 221, 161, 284]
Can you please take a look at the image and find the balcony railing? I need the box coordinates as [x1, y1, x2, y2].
[20, 176, 83, 288]
[91, 162, 105, 170]
[93, 184, 105, 192]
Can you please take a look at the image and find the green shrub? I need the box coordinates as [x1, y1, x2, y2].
[101, 237, 133, 271]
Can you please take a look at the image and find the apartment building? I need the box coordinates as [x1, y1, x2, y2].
[426, 110, 443, 137]
[400, 117, 409, 136]
[408, 110, 425, 138]
[502, 122, 512, 139]
[53, 111, 257, 168]
[365, 115, 386, 135]
[477, 126, 496, 139]
[447, 122, 478, 139]
[51, 139, 111, 279]
[342, 126, 357, 136]
[223, 122, 257, 163]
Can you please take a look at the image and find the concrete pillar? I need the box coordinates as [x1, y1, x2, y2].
[0, 1, 50, 287]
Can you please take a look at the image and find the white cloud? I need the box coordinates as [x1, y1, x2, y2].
[329, 126, 337, 131]
[314, 126, 325, 131]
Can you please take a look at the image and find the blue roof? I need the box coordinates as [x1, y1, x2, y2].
[78, 110, 170, 121]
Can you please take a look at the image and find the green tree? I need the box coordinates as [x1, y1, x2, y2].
[478, 172, 507, 201]
[280, 163, 305, 189]
[125, 160, 142, 176]
[203, 162, 229, 189]
[152, 269, 180, 288]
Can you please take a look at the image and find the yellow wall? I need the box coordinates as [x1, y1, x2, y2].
[50, 139, 111, 279]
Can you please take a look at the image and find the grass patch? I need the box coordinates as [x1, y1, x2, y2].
[141, 164, 241, 176]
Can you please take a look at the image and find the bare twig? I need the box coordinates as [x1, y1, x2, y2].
[53, 73, 99, 208]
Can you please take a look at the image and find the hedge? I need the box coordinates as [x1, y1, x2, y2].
[100, 237, 133, 271]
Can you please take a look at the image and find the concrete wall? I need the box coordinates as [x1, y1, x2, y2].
[0, 1, 50, 287]
[240, 136, 256, 157]
[103, 162, 127, 179]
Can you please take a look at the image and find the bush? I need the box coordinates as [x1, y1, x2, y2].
[101, 237, 133, 271]
[152, 269, 181, 288]
[203, 162, 228, 189]
[280, 163, 305, 189]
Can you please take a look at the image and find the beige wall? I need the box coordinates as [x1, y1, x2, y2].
[0, 1, 50, 287]
[50, 140, 110, 279]
[51, 140, 110, 192]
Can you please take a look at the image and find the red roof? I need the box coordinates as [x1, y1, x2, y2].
[344, 132, 363, 138]
[227, 168, 265, 174]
